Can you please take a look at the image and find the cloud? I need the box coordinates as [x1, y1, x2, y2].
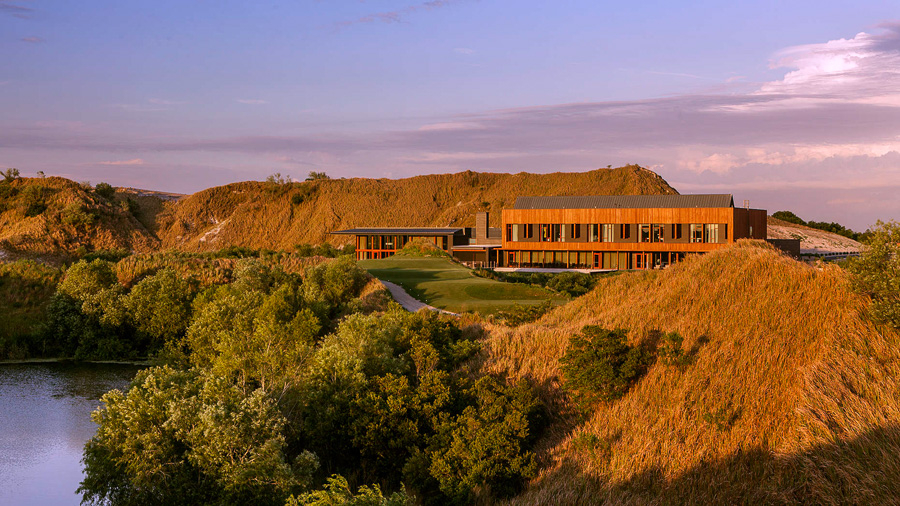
[21, 36, 43, 43]
[454, 47, 475, 55]
[98, 159, 145, 166]
[335, 0, 463, 29]
[236, 99, 268, 105]
[0, 1, 32, 19]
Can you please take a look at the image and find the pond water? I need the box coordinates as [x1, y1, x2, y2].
[0, 363, 140, 506]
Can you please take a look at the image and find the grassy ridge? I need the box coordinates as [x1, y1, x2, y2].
[481, 241, 900, 503]
[155, 165, 677, 252]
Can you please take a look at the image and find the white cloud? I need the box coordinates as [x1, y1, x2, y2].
[236, 99, 268, 105]
[454, 47, 475, 55]
[98, 159, 144, 166]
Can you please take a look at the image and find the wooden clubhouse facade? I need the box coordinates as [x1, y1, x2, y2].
[332, 194, 768, 270]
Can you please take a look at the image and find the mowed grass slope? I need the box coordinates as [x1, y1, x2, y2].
[358, 255, 566, 314]
[482, 241, 900, 504]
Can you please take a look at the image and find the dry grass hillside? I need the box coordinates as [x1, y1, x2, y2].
[484, 241, 900, 504]
[154, 165, 677, 252]
[0, 177, 160, 259]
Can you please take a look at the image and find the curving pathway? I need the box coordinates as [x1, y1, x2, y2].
[379, 280, 459, 316]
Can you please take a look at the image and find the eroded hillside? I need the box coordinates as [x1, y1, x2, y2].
[154, 165, 677, 252]
[0, 177, 160, 259]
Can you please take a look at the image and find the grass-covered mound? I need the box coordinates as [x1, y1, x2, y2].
[483, 240, 900, 503]
[358, 255, 565, 315]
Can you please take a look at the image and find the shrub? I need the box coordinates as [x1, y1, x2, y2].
[62, 203, 97, 227]
[545, 271, 596, 297]
[559, 326, 654, 408]
[2, 168, 19, 182]
[658, 331, 691, 366]
[21, 185, 47, 217]
[94, 182, 116, 200]
[496, 300, 552, 326]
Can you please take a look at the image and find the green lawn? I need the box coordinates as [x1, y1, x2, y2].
[358, 255, 566, 315]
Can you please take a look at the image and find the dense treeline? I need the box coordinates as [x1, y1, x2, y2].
[50, 253, 548, 505]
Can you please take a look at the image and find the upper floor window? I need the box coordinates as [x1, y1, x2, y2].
[639, 224, 651, 243]
[704, 224, 719, 243]
[589, 224, 599, 242]
[690, 224, 704, 243]
[602, 224, 614, 243]
[652, 224, 664, 242]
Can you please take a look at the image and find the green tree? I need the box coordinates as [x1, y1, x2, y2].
[848, 220, 900, 329]
[2, 168, 19, 182]
[306, 171, 330, 181]
[80, 366, 317, 506]
[425, 377, 543, 503]
[124, 269, 193, 347]
[286, 475, 409, 506]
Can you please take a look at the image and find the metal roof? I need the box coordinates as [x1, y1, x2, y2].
[330, 227, 463, 235]
[513, 194, 734, 210]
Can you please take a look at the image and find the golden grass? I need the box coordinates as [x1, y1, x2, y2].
[480, 240, 900, 504]
[153, 165, 677, 252]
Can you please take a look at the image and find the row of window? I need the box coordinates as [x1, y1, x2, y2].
[505, 223, 725, 244]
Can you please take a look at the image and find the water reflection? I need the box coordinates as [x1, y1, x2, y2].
[0, 363, 140, 506]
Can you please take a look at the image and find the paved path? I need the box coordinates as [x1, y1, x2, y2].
[379, 280, 459, 316]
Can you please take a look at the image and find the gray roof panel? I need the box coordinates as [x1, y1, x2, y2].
[513, 194, 734, 210]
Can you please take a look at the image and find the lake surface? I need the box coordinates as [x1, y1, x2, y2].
[0, 363, 140, 506]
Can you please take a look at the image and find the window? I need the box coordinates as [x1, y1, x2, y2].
[690, 224, 703, 243]
[639, 224, 651, 243]
[589, 224, 599, 242]
[552, 224, 562, 242]
[620, 224, 631, 240]
[652, 224, 664, 242]
[571, 224, 581, 239]
[506, 224, 512, 241]
[541, 224, 551, 242]
[522, 224, 533, 239]
[602, 224, 614, 243]
[704, 224, 719, 243]
[675, 224, 683, 240]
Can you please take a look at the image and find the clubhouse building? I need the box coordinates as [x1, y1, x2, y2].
[332, 194, 769, 270]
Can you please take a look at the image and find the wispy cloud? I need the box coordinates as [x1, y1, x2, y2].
[21, 36, 44, 43]
[454, 47, 475, 55]
[236, 99, 268, 105]
[98, 159, 144, 166]
[0, 1, 33, 19]
[335, 0, 463, 29]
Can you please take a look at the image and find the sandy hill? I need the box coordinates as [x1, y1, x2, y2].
[485, 241, 899, 503]
[767, 216, 862, 255]
[154, 165, 677, 252]
[0, 177, 159, 259]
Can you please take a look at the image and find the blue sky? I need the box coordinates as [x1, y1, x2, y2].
[2, 1, 899, 230]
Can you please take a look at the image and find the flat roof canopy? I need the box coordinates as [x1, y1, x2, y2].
[331, 227, 463, 236]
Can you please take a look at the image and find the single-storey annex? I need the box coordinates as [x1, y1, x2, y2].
[331, 194, 771, 270]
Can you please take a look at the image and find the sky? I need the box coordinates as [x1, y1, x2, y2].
[2, 1, 899, 231]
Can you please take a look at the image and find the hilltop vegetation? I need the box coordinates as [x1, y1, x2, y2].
[481, 240, 900, 503]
